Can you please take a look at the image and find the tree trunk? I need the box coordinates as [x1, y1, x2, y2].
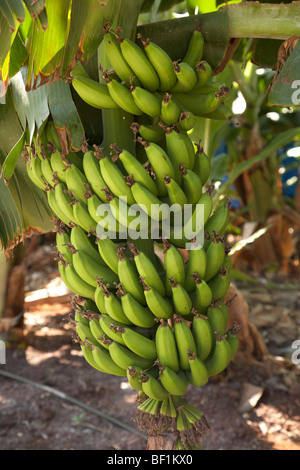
[146, 434, 177, 450]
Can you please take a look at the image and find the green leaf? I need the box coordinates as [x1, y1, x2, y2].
[1, 129, 26, 181]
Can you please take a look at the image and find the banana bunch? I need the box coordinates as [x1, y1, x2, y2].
[70, 23, 230, 123]
[23, 24, 239, 445]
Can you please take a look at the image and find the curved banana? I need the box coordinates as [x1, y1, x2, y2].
[71, 74, 120, 110]
[54, 180, 78, 226]
[127, 176, 169, 223]
[203, 233, 226, 282]
[141, 281, 173, 320]
[204, 333, 231, 377]
[81, 344, 107, 372]
[110, 144, 158, 196]
[130, 84, 161, 119]
[72, 248, 119, 288]
[163, 125, 192, 183]
[193, 61, 213, 90]
[159, 365, 189, 396]
[190, 274, 213, 312]
[116, 247, 146, 305]
[179, 164, 203, 206]
[207, 304, 227, 338]
[184, 241, 207, 293]
[127, 366, 144, 392]
[26, 156, 47, 190]
[108, 340, 154, 370]
[65, 162, 89, 205]
[183, 28, 204, 69]
[128, 242, 165, 297]
[172, 90, 224, 117]
[72, 198, 97, 233]
[89, 317, 110, 347]
[164, 175, 187, 209]
[117, 284, 155, 328]
[92, 344, 127, 376]
[192, 309, 213, 362]
[155, 320, 180, 373]
[40, 153, 56, 188]
[186, 350, 209, 387]
[131, 121, 164, 144]
[56, 229, 73, 264]
[50, 151, 67, 184]
[137, 34, 177, 92]
[178, 111, 196, 132]
[70, 225, 101, 262]
[173, 316, 197, 371]
[118, 36, 160, 92]
[94, 281, 108, 314]
[170, 61, 197, 93]
[47, 187, 73, 227]
[120, 327, 157, 361]
[169, 277, 192, 317]
[204, 200, 230, 241]
[225, 322, 240, 360]
[163, 239, 185, 296]
[83, 150, 108, 203]
[140, 372, 169, 401]
[103, 285, 134, 325]
[99, 314, 128, 346]
[160, 93, 181, 126]
[102, 73, 143, 115]
[208, 266, 231, 302]
[97, 236, 119, 275]
[193, 142, 211, 186]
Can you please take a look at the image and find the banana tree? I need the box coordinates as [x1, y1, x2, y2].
[1, 0, 300, 451]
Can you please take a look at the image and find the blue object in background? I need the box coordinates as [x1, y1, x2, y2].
[278, 143, 299, 198]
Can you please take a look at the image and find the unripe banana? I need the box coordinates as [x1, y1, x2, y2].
[102, 72, 144, 115]
[102, 27, 141, 86]
[169, 277, 192, 317]
[128, 242, 165, 297]
[89, 317, 109, 346]
[50, 150, 67, 184]
[158, 365, 189, 396]
[53, 180, 78, 226]
[47, 188, 74, 227]
[120, 326, 157, 361]
[162, 125, 191, 183]
[56, 229, 73, 264]
[83, 150, 108, 203]
[71, 74, 120, 109]
[81, 344, 106, 372]
[160, 93, 181, 126]
[70, 60, 89, 79]
[185, 350, 209, 387]
[179, 164, 203, 206]
[190, 274, 213, 312]
[164, 175, 188, 209]
[117, 284, 155, 328]
[72, 247, 119, 288]
[184, 239, 207, 293]
[137, 33, 177, 92]
[140, 280, 173, 320]
[40, 152, 56, 188]
[225, 322, 240, 360]
[203, 232, 226, 282]
[70, 225, 100, 262]
[100, 187, 136, 232]
[95, 146, 136, 206]
[76, 321, 99, 348]
[130, 83, 161, 119]
[204, 200, 230, 240]
[155, 319, 180, 373]
[207, 304, 227, 338]
[127, 176, 169, 222]
[94, 280, 108, 314]
[192, 309, 214, 361]
[118, 36, 160, 92]
[204, 333, 231, 377]
[178, 111, 196, 132]
[97, 236, 119, 274]
[127, 366, 144, 392]
[163, 239, 185, 296]
[208, 266, 231, 302]
[110, 144, 158, 197]
[131, 121, 164, 144]
[183, 28, 205, 69]
[170, 61, 197, 93]
[172, 90, 224, 117]
[139, 371, 169, 401]
[193, 61, 213, 90]
[108, 340, 154, 370]
[136, 137, 175, 197]
[65, 162, 89, 205]
[92, 344, 127, 376]
[102, 284, 134, 325]
[26, 156, 47, 190]
[193, 142, 211, 186]
[219, 301, 229, 332]
[173, 316, 197, 371]
[116, 247, 146, 305]
[99, 314, 128, 346]
[72, 197, 97, 233]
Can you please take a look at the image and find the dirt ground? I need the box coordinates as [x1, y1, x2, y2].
[0, 236, 300, 451]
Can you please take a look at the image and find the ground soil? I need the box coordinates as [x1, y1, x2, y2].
[0, 236, 299, 451]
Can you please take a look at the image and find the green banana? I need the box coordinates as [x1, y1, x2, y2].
[56, 229, 73, 264]
[96, 146, 136, 206]
[136, 137, 175, 197]
[127, 176, 169, 222]
[71, 74, 120, 109]
[81, 344, 106, 372]
[208, 266, 231, 302]
[100, 187, 136, 232]
[26, 156, 47, 190]
[102, 284, 134, 325]
[160, 93, 181, 126]
[163, 125, 192, 183]
[47, 187, 74, 227]
[53, 180, 78, 226]
[118, 36, 160, 92]
[155, 320, 180, 373]
[89, 317, 109, 346]
[184, 240, 207, 293]
[204, 333, 231, 377]
[163, 239, 185, 296]
[97, 236, 119, 274]
[186, 350, 209, 387]
[127, 366, 144, 392]
[139, 372, 169, 401]
[130, 83, 161, 119]
[65, 163, 89, 205]
[171, 61, 197, 93]
[183, 28, 205, 69]
[92, 344, 127, 376]
[108, 340, 154, 370]
[116, 247, 146, 305]
[141, 281, 173, 320]
[192, 309, 214, 361]
[70, 61, 89, 79]
[72, 248, 119, 288]
[137, 33, 177, 92]
[131, 121, 165, 143]
[225, 322, 240, 360]
[110, 144, 158, 196]
[99, 314, 128, 346]
[173, 316, 197, 371]
[190, 274, 213, 312]
[50, 151, 67, 184]
[120, 327, 157, 361]
[40, 153, 56, 188]
[207, 304, 227, 338]
[193, 61, 213, 89]
[117, 284, 155, 328]
[102, 27, 140, 86]
[128, 242, 166, 297]
[173, 90, 224, 117]
[72, 197, 97, 233]
[82, 150, 108, 203]
[76, 321, 100, 348]
[169, 277, 192, 317]
[85, 190, 125, 238]
[203, 232, 226, 281]
[179, 164, 203, 205]
[94, 280, 108, 314]
[70, 225, 101, 262]
[159, 365, 189, 396]
[178, 111, 196, 132]
[164, 175, 187, 209]
[204, 200, 230, 241]
[102, 73, 143, 115]
[193, 141, 211, 186]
